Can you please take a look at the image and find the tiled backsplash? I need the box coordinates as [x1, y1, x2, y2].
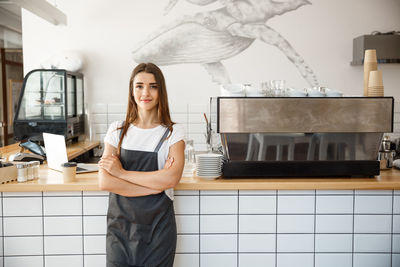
[0, 190, 399, 267]
[89, 103, 211, 153]
[88, 101, 400, 155]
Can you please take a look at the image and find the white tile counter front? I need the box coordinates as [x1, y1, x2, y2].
[0, 190, 399, 267]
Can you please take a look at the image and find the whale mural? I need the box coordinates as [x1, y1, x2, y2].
[132, 0, 319, 87]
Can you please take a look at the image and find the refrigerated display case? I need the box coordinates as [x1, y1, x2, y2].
[13, 69, 85, 142]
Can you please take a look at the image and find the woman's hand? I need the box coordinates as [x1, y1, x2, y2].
[98, 154, 125, 178]
[164, 156, 174, 169]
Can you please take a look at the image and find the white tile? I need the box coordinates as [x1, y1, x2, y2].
[93, 114, 107, 123]
[277, 253, 314, 267]
[353, 253, 391, 267]
[393, 234, 400, 253]
[277, 215, 314, 233]
[394, 195, 400, 214]
[3, 197, 42, 216]
[4, 217, 42, 236]
[108, 113, 125, 122]
[200, 190, 237, 195]
[277, 234, 314, 252]
[174, 196, 199, 214]
[43, 191, 82, 196]
[239, 215, 275, 233]
[91, 103, 107, 113]
[394, 215, 400, 233]
[316, 215, 353, 233]
[108, 103, 126, 113]
[4, 236, 43, 256]
[85, 255, 106, 267]
[354, 195, 392, 214]
[354, 234, 391, 252]
[174, 190, 199, 196]
[174, 254, 199, 267]
[200, 254, 236, 267]
[354, 215, 392, 233]
[315, 254, 352, 267]
[83, 216, 107, 235]
[200, 196, 237, 214]
[176, 215, 199, 234]
[83, 191, 109, 196]
[239, 195, 276, 214]
[316, 195, 353, 214]
[239, 254, 275, 267]
[44, 216, 82, 235]
[169, 103, 187, 113]
[315, 234, 352, 252]
[188, 113, 205, 124]
[239, 234, 275, 252]
[355, 190, 392, 195]
[395, 190, 400, 195]
[239, 190, 276, 195]
[200, 215, 236, 233]
[316, 190, 353, 195]
[171, 113, 187, 124]
[200, 234, 236, 253]
[188, 123, 207, 133]
[393, 255, 400, 267]
[44, 236, 83, 255]
[83, 196, 109, 215]
[4, 256, 43, 267]
[3, 192, 41, 197]
[93, 124, 108, 134]
[44, 196, 82, 215]
[176, 235, 199, 253]
[84, 235, 106, 254]
[278, 196, 314, 214]
[278, 190, 314, 195]
[45, 256, 83, 267]
[188, 104, 208, 113]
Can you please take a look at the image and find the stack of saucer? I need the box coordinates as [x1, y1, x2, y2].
[195, 153, 223, 179]
[368, 70, 384, 96]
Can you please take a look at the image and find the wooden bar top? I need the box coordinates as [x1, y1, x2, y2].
[0, 140, 100, 161]
[1, 166, 400, 192]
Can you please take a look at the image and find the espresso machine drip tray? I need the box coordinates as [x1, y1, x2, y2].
[223, 160, 380, 178]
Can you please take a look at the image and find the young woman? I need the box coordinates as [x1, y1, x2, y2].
[98, 63, 185, 267]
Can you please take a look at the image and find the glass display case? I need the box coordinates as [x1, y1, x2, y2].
[13, 69, 85, 142]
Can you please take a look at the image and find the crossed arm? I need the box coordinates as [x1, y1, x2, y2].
[98, 140, 185, 197]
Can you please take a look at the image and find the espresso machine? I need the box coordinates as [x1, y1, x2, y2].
[211, 97, 394, 178]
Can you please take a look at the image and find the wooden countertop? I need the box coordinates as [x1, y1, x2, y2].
[0, 140, 100, 161]
[1, 166, 400, 192]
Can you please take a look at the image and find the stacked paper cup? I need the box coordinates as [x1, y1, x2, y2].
[368, 70, 384, 96]
[363, 49, 378, 96]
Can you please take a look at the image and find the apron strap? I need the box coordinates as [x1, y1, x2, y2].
[154, 128, 170, 153]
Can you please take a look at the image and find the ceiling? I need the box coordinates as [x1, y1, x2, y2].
[0, 0, 67, 49]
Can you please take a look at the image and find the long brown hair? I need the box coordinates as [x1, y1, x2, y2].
[116, 63, 174, 155]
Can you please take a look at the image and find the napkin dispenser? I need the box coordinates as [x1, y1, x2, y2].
[212, 97, 394, 178]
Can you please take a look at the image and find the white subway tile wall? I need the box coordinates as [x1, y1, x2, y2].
[0, 190, 399, 267]
[89, 103, 211, 153]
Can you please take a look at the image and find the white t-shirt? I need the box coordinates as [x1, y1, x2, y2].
[104, 121, 185, 200]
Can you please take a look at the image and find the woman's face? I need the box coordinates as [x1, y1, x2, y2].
[133, 72, 159, 112]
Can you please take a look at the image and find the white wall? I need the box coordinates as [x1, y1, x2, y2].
[21, 0, 400, 147]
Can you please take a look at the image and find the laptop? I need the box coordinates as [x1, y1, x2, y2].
[43, 133, 99, 173]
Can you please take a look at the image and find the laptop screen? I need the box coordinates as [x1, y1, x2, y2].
[43, 133, 68, 172]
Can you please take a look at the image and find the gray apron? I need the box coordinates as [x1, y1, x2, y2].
[106, 127, 176, 267]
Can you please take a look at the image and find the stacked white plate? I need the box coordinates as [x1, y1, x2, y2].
[196, 153, 223, 179]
